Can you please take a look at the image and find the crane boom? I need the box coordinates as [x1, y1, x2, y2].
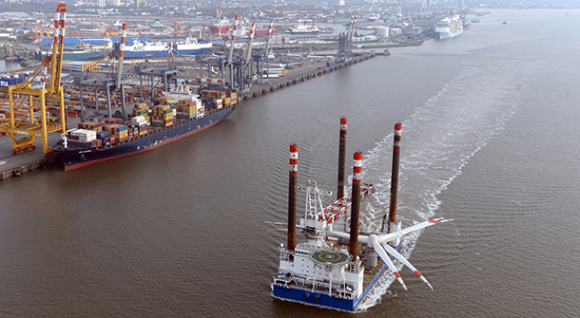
[348, 12, 358, 41]
[227, 15, 239, 66]
[263, 19, 274, 61]
[245, 21, 257, 65]
[164, 1, 181, 37]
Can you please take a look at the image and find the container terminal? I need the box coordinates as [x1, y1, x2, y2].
[0, 8, 388, 179]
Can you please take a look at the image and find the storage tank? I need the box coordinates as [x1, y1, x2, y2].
[390, 28, 402, 36]
[376, 27, 389, 37]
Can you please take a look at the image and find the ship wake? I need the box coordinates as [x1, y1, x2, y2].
[355, 62, 530, 311]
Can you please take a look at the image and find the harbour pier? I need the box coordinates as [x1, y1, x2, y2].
[241, 52, 381, 100]
[0, 51, 384, 179]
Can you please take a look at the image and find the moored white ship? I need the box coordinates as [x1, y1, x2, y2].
[435, 15, 463, 39]
[120, 37, 212, 59]
[288, 23, 320, 35]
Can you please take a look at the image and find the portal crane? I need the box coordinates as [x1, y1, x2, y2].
[74, 23, 130, 121]
[164, 1, 182, 37]
[198, 17, 260, 93]
[337, 12, 357, 61]
[260, 19, 274, 84]
[0, 4, 68, 155]
[97, 11, 119, 36]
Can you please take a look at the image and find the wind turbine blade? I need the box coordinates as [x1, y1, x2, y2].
[264, 221, 288, 225]
[371, 239, 407, 291]
[379, 218, 452, 243]
[327, 231, 370, 244]
[382, 242, 433, 290]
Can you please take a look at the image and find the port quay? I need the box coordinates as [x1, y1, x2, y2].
[0, 49, 392, 180]
[0, 1, 446, 179]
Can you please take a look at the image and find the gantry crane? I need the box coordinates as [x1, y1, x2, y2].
[260, 19, 274, 84]
[225, 20, 257, 94]
[337, 12, 357, 62]
[0, 4, 68, 155]
[74, 22, 130, 121]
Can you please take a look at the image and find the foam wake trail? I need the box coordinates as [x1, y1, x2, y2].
[356, 61, 528, 311]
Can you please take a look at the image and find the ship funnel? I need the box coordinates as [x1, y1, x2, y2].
[349, 151, 363, 257]
[288, 143, 298, 251]
[382, 123, 402, 233]
[337, 117, 347, 200]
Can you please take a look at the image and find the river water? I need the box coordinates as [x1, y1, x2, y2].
[1, 9, 579, 317]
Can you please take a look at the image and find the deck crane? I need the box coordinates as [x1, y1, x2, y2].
[164, 1, 182, 37]
[0, 4, 68, 155]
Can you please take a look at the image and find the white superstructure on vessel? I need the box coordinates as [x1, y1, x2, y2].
[121, 37, 212, 59]
[435, 15, 463, 39]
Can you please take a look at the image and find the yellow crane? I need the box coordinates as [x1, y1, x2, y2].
[0, 4, 67, 155]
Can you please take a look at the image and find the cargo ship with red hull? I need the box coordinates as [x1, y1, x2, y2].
[271, 120, 451, 311]
[52, 91, 236, 171]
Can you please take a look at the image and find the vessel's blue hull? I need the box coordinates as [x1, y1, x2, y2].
[438, 29, 463, 39]
[272, 239, 403, 311]
[123, 48, 210, 59]
[54, 107, 234, 171]
[272, 262, 387, 311]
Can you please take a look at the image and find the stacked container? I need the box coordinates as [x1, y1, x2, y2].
[131, 103, 151, 125]
[104, 117, 123, 124]
[131, 116, 149, 137]
[71, 129, 97, 142]
[224, 97, 231, 107]
[157, 96, 173, 105]
[151, 105, 175, 127]
[200, 90, 227, 101]
[77, 121, 103, 131]
[175, 99, 197, 119]
[103, 124, 129, 143]
[67, 129, 99, 148]
[96, 130, 113, 147]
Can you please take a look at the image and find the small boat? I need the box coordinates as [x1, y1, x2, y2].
[503, 20, 507, 24]
[463, 20, 471, 29]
